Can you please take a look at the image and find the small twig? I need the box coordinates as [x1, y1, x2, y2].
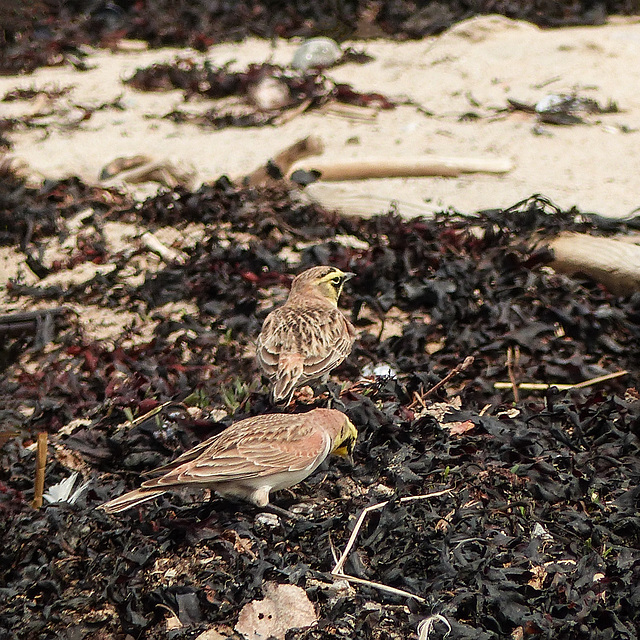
[423, 356, 474, 400]
[413, 391, 427, 410]
[332, 489, 453, 602]
[494, 369, 628, 391]
[0, 307, 68, 339]
[273, 98, 313, 125]
[570, 370, 628, 389]
[335, 573, 427, 603]
[494, 382, 573, 390]
[328, 532, 340, 565]
[506, 346, 520, 402]
[478, 403, 492, 416]
[32, 432, 48, 509]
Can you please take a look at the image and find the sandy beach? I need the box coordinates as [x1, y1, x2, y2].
[1, 14, 640, 220]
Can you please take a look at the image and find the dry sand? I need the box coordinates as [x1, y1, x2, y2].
[3, 14, 640, 318]
[2, 14, 640, 219]
[0, 16, 640, 216]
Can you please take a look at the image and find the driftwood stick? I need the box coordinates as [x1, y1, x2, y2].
[290, 155, 513, 181]
[242, 135, 325, 186]
[0, 307, 68, 339]
[32, 432, 48, 509]
[550, 233, 640, 295]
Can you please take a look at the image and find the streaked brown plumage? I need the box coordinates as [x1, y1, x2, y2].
[256, 266, 356, 405]
[100, 409, 357, 513]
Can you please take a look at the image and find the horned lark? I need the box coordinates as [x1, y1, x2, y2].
[256, 266, 356, 405]
[100, 408, 357, 513]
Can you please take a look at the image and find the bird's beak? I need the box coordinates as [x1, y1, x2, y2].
[342, 272, 356, 281]
[334, 446, 354, 465]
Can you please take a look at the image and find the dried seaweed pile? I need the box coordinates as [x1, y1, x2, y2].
[1, 173, 640, 639]
[1, 0, 636, 75]
[124, 58, 392, 130]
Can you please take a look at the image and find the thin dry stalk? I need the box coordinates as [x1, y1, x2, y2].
[478, 404, 492, 416]
[413, 391, 427, 410]
[570, 369, 628, 389]
[494, 369, 628, 391]
[32, 432, 48, 509]
[421, 355, 474, 401]
[332, 489, 453, 603]
[506, 346, 520, 402]
[336, 573, 427, 603]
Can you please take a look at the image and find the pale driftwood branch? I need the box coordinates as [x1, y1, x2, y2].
[242, 135, 324, 186]
[302, 183, 433, 218]
[32, 432, 48, 509]
[100, 155, 196, 189]
[332, 489, 453, 603]
[550, 233, 640, 295]
[290, 155, 513, 181]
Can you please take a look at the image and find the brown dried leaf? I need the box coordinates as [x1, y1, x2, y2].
[235, 583, 317, 640]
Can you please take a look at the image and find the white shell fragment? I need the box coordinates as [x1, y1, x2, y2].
[43, 472, 90, 504]
[362, 363, 398, 378]
[247, 76, 293, 111]
[535, 94, 565, 113]
[291, 37, 341, 70]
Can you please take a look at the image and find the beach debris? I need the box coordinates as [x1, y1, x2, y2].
[43, 471, 90, 504]
[125, 60, 396, 130]
[247, 76, 293, 111]
[235, 583, 317, 640]
[550, 232, 640, 294]
[99, 155, 196, 189]
[290, 155, 513, 181]
[241, 135, 324, 186]
[291, 37, 341, 70]
[508, 92, 618, 126]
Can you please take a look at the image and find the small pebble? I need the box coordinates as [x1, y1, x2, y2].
[292, 37, 341, 70]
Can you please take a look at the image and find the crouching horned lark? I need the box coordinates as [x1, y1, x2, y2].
[256, 266, 356, 405]
[100, 409, 357, 513]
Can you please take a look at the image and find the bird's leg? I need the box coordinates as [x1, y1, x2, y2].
[323, 381, 345, 410]
[263, 503, 303, 521]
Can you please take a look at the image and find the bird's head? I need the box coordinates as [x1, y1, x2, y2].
[331, 416, 358, 460]
[290, 266, 355, 306]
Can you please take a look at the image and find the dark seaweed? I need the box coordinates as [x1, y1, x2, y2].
[1, 170, 640, 639]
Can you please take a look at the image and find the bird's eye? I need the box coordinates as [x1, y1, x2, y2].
[331, 276, 342, 286]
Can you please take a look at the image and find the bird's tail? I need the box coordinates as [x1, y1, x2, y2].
[271, 354, 304, 404]
[99, 488, 166, 514]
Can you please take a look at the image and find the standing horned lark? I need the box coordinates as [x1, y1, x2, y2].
[256, 266, 356, 405]
[100, 409, 357, 513]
